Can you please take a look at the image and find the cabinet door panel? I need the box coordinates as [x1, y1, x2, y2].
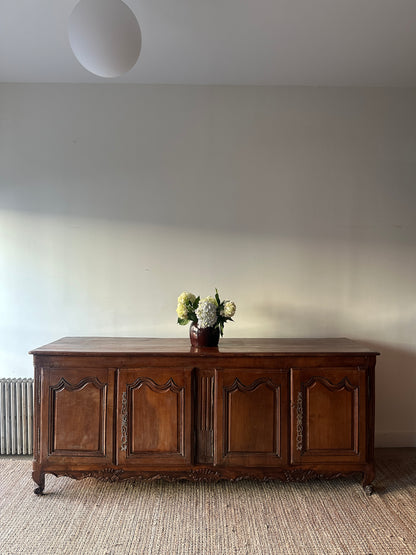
[215, 369, 288, 466]
[117, 368, 192, 467]
[42, 368, 113, 464]
[291, 367, 366, 464]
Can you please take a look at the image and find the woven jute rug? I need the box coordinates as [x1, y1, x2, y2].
[1, 449, 415, 555]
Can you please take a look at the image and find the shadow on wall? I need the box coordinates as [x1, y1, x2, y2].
[251, 301, 416, 445]
[365, 341, 416, 444]
[2, 85, 416, 246]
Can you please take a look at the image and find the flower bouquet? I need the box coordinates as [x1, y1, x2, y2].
[176, 289, 236, 347]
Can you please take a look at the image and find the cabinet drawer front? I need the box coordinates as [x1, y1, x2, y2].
[215, 369, 288, 467]
[41, 367, 114, 464]
[117, 368, 192, 467]
[291, 367, 367, 464]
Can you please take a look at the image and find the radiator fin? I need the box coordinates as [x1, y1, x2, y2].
[0, 378, 34, 455]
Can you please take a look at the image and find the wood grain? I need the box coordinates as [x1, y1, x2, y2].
[31, 337, 378, 494]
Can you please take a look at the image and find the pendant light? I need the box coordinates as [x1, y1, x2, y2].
[68, 0, 141, 78]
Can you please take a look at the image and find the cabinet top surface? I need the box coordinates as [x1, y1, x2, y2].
[29, 337, 379, 357]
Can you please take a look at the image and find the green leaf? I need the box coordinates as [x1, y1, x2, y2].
[215, 289, 221, 305]
[177, 318, 189, 326]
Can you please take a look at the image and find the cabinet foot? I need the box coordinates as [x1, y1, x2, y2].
[364, 484, 374, 496]
[33, 471, 45, 495]
[362, 467, 375, 495]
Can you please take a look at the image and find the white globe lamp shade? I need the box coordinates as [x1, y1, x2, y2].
[68, 0, 141, 78]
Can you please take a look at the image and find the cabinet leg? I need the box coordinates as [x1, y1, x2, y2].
[362, 469, 375, 496]
[33, 471, 45, 495]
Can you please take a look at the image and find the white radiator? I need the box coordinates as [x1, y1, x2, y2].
[0, 378, 34, 455]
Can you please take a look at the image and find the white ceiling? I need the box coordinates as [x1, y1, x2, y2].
[1, 0, 416, 86]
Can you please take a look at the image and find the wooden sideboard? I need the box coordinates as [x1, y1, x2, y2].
[30, 337, 379, 495]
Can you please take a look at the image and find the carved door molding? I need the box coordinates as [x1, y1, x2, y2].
[290, 367, 367, 464]
[215, 368, 288, 466]
[117, 368, 192, 467]
[42, 367, 114, 464]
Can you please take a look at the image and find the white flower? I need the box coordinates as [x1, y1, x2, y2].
[176, 289, 236, 334]
[195, 297, 218, 328]
[221, 301, 236, 318]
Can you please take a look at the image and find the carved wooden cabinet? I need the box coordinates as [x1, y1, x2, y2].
[30, 337, 378, 494]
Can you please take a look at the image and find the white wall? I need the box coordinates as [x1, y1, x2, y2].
[1, 84, 416, 446]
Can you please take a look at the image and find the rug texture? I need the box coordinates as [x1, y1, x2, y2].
[1, 449, 415, 554]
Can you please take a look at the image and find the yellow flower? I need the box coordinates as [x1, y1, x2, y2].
[177, 291, 196, 304]
[176, 291, 196, 321]
[176, 303, 188, 319]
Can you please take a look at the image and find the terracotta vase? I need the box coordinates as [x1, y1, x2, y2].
[189, 323, 220, 347]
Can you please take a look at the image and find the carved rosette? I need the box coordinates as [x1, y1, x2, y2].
[82, 468, 125, 482]
[187, 469, 222, 482]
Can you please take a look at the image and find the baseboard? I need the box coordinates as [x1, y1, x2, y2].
[375, 431, 416, 448]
